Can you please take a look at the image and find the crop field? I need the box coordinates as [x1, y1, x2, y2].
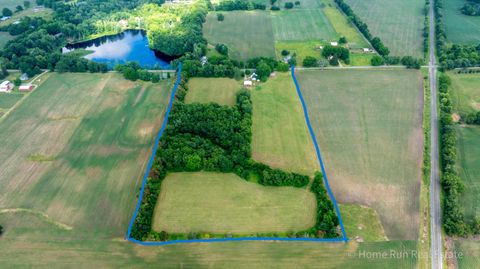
[296, 69, 424, 240]
[185, 77, 240, 106]
[0, 72, 172, 235]
[271, 9, 338, 42]
[450, 72, 480, 116]
[456, 126, 480, 223]
[203, 11, 276, 61]
[444, 0, 480, 44]
[456, 240, 480, 269]
[251, 72, 319, 175]
[153, 172, 316, 234]
[0, 92, 23, 110]
[344, 0, 425, 58]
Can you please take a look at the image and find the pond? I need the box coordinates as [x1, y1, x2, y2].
[63, 30, 175, 69]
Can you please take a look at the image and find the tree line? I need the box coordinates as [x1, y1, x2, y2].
[461, 0, 480, 16]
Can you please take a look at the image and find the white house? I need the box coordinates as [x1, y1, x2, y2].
[0, 81, 14, 93]
[243, 80, 253, 87]
[330, 42, 338, 46]
[363, 48, 371, 53]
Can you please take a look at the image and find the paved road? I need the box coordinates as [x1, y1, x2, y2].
[428, 1, 443, 269]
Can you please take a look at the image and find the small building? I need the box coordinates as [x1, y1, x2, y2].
[20, 73, 29, 81]
[362, 48, 371, 53]
[0, 81, 14, 93]
[243, 80, 253, 87]
[200, 56, 208, 66]
[0, 16, 10, 21]
[19, 84, 34, 92]
[330, 42, 338, 46]
[12, 20, 20, 25]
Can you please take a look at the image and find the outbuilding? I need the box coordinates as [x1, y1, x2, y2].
[0, 81, 13, 93]
[243, 80, 253, 87]
[19, 84, 34, 92]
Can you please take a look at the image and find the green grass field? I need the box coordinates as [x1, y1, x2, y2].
[203, 11, 276, 61]
[444, 0, 480, 44]
[456, 239, 480, 269]
[0, 6, 53, 27]
[340, 204, 387, 242]
[296, 69, 424, 240]
[0, 92, 23, 110]
[275, 40, 323, 66]
[450, 72, 480, 116]
[0, 72, 172, 234]
[0, 32, 15, 49]
[321, 0, 370, 49]
[344, 0, 425, 58]
[456, 126, 480, 223]
[271, 9, 338, 42]
[252, 72, 319, 175]
[0, 0, 24, 9]
[185, 77, 241, 106]
[153, 172, 316, 234]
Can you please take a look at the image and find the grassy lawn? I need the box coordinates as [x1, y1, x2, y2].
[185, 77, 241, 106]
[456, 126, 480, 223]
[444, 0, 480, 44]
[344, 0, 424, 58]
[0, 32, 15, 49]
[0, 72, 172, 234]
[0, 92, 23, 110]
[153, 172, 316, 234]
[275, 40, 322, 66]
[456, 240, 480, 269]
[450, 72, 480, 117]
[321, 0, 370, 49]
[0, 6, 53, 27]
[252, 72, 319, 175]
[340, 204, 387, 242]
[271, 9, 338, 42]
[350, 53, 375, 66]
[296, 69, 424, 240]
[203, 11, 276, 61]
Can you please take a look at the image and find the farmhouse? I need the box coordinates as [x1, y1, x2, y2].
[0, 81, 14, 93]
[243, 80, 253, 87]
[19, 84, 34, 92]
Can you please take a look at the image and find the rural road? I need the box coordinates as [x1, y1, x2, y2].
[428, 0, 443, 269]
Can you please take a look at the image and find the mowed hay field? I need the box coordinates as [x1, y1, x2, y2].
[450, 72, 480, 116]
[444, 0, 480, 44]
[271, 9, 338, 41]
[185, 77, 241, 106]
[153, 172, 316, 234]
[456, 240, 480, 269]
[296, 69, 424, 240]
[203, 11, 276, 61]
[456, 126, 480, 223]
[344, 0, 425, 58]
[252, 72, 319, 175]
[0, 72, 172, 235]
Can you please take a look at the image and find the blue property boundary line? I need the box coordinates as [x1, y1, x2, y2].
[291, 66, 348, 242]
[125, 63, 348, 245]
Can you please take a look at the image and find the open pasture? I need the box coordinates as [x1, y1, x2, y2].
[450, 72, 480, 116]
[0, 72, 172, 235]
[271, 9, 338, 42]
[203, 11, 276, 61]
[456, 126, 480, 223]
[185, 77, 240, 106]
[153, 172, 316, 234]
[344, 0, 425, 58]
[252, 72, 319, 175]
[444, 0, 480, 44]
[296, 69, 424, 240]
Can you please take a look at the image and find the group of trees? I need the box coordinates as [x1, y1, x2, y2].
[461, 0, 480, 16]
[214, 0, 266, 11]
[215, 43, 229, 56]
[335, 0, 389, 56]
[56, 54, 108, 73]
[114, 62, 162, 82]
[321, 45, 350, 65]
[309, 173, 339, 238]
[438, 74, 470, 236]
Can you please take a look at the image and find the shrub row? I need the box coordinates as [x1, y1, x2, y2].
[214, 0, 266, 11]
[438, 74, 468, 236]
[334, 0, 389, 56]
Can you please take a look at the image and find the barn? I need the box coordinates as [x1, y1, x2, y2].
[19, 84, 34, 92]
